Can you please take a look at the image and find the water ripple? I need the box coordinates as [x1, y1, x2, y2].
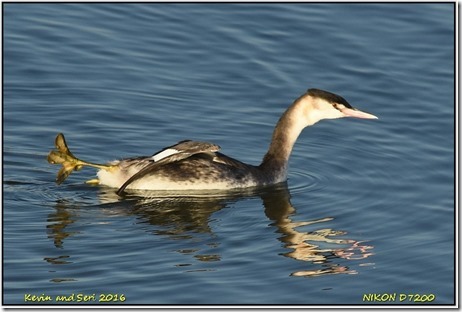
[288, 169, 329, 195]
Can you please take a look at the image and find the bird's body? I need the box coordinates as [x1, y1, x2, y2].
[47, 88, 377, 195]
[99, 152, 267, 192]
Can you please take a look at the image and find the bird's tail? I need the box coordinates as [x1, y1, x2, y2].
[47, 133, 112, 184]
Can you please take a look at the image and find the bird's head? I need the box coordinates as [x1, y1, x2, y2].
[301, 88, 378, 125]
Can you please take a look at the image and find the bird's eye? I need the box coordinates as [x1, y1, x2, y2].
[333, 103, 344, 111]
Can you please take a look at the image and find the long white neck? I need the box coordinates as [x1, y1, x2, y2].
[259, 96, 317, 181]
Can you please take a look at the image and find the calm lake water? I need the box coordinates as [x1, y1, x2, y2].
[3, 3, 455, 306]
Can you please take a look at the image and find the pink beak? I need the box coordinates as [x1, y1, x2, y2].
[341, 107, 378, 119]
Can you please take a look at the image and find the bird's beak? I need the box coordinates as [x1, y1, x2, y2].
[341, 107, 378, 119]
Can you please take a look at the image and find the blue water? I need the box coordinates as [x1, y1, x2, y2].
[4, 3, 455, 306]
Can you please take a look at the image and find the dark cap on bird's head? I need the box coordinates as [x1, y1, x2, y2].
[307, 88, 353, 109]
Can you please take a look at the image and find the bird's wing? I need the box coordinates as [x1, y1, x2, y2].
[116, 140, 220, 195]
[151, 140, 217, 162]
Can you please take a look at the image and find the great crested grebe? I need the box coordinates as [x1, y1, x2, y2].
[47, 88, 377, 195]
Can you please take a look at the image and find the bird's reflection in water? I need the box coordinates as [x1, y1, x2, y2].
[263, 189, 374, 276]
[47, 184, 373, 277]
[46, 199, 80, 249]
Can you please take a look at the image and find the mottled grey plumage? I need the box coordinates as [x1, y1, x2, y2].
[116, 140, 221, 195]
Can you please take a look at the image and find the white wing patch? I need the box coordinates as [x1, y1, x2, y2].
[152, 148, 180, 162]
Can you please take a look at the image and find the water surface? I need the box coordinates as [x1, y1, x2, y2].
[3, 3, 455, 306]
